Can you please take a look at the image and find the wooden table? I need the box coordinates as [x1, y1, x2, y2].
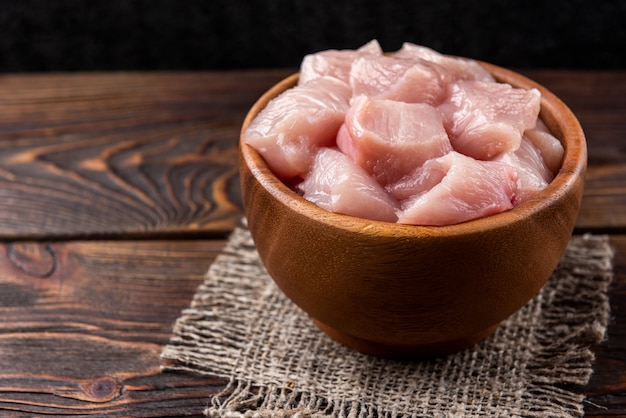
[0, 69, 624, 417]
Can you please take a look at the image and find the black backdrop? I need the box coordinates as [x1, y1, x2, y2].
[1, 0, 624, 72]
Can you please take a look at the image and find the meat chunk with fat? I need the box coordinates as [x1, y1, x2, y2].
[349, 55, 448, 105]
[496, 136, 555, 204]
[524, 118, 565, 175]
[397, 152, 518, 226]
[243, 76, 351, 180]
[337, 95, 452, 186]
[392, 42, 495, 82]
[439, 80, 541, 160]
[298, 147, 399, 222]
[299, 40, 383, 85]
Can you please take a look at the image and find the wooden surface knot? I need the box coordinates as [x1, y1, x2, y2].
[82, 377, 119, 402]
[7, 243, 56, 278]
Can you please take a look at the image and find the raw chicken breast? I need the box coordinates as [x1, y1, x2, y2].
[299, 148, 399, 222]
[524, 119, 564, 174]
[393, 42, 494, 82]
[496, 136, 553, 204]
[299, 40, 383, 85]
[386, 159, 450, 201]
[337, 95, 452, 185]
[397, 151, 518, 226]
[244, 40, 553, 226]
[439, 80, 541, 160]
[243, 76, 351, 180]
[349, 55, 447, 105]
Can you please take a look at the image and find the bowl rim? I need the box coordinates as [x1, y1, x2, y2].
[240, 62, 587, 237]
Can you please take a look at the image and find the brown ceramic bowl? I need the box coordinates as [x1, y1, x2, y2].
[239, 62, 586, 359]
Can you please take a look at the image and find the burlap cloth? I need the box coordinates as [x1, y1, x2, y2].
[161, 225, 614, 417]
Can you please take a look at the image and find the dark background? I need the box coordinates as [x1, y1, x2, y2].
[0, 0, 624, 72]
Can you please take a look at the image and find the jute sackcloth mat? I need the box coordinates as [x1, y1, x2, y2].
[161, 224, 614, 418]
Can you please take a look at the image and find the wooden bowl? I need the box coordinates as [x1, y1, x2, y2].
[239, 62, 586, 359]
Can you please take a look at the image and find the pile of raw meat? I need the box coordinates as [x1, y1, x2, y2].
[243, 40, 564, 226]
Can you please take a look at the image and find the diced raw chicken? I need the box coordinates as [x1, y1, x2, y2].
[397, 152, 518, 226]
[386, 158, 450, 201]
[299, 40, 383, 85]
[298, 148, 399, 222]
[245, 40, 553, 225]
[439, 80, 541, 160]
[349, 55, 448, 105]
[243, 76, 352, 180]
[524, 118, 564, 175]
[393, 42, 495, 82]
[337, 95, 452, 185]
[496, 136, 553, 204]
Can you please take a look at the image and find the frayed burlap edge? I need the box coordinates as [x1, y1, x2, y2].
[161, 227, 614, 418]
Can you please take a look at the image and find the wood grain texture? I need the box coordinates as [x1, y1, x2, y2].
[0, 71, 292, 239]
[0, 70, 625, 416]
[0, 239, 228, 416]
[584, 235, 626, 416]
[0, 70, 624, 238]
[0, 236, 623, 416]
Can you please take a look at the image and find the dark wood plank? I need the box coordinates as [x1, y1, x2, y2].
[0, 239, 229, 416]
[1, 70, 626, 238]
[0, 235, 623, 416]
[584, 235, 626, 416]
[579, 165, 626, 231]
[0, 71, 293, 240]
[0, 70, 625, 416]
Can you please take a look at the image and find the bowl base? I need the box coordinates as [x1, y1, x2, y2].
[312, 319, 501, 359]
